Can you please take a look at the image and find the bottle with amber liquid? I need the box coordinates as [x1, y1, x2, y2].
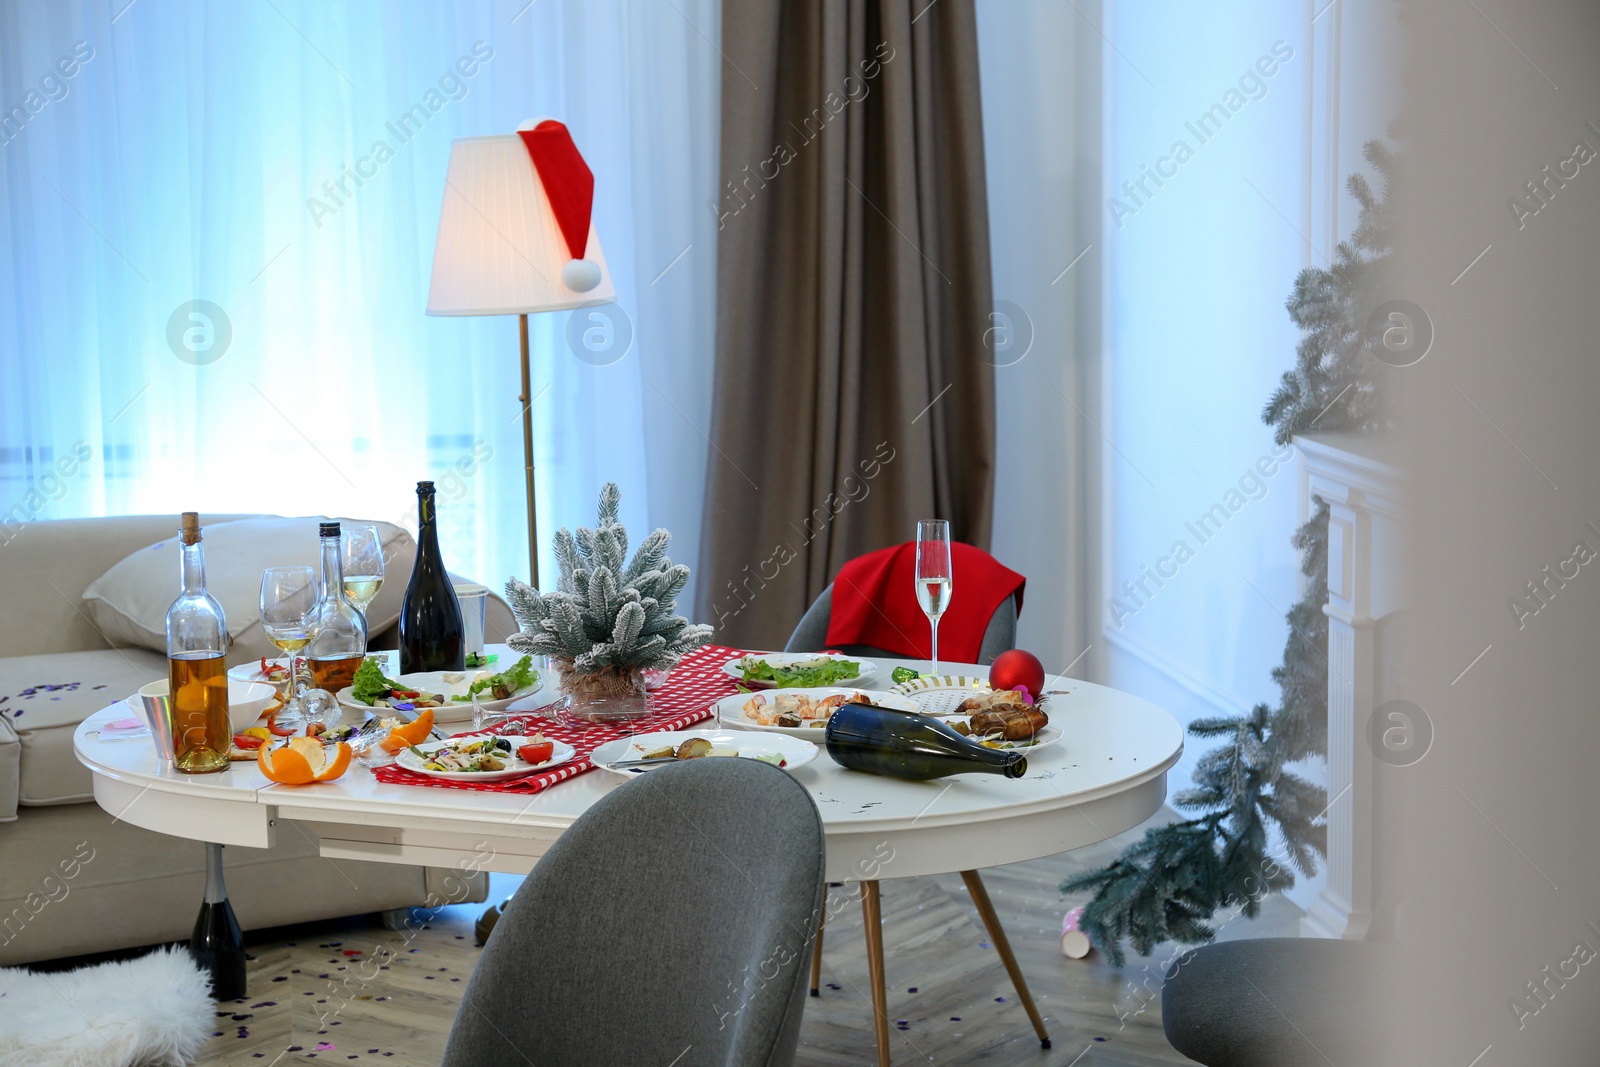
[166, 513, 231, 773]
[399, 481, 464, 673]
[305, 521, 368, 693]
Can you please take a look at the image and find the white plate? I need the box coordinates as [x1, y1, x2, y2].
[963, 723, 1063, 752]
[337, 667, 541, 723]
[394, 735, 575, 781]
[722, 652, 877, 689]
[889, 675, 1061, 749]
[589, 730, 818, 776]
[228, 658, 292, 687]
[887, 674, 998, 716]
[715, 687, 917, 742]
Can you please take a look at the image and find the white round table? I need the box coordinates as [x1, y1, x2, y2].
[75, 655, 1182, 1065]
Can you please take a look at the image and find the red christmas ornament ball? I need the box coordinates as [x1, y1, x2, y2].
[989, 649, 1046, 699]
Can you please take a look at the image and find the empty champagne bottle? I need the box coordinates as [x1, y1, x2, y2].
[399, 481, 464, 673]
[824, 702, 1027, 780]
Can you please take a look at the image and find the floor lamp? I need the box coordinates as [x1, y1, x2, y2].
[426, 119, 615, 588]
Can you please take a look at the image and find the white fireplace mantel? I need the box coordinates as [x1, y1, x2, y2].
[1295, 432, 1403, 940]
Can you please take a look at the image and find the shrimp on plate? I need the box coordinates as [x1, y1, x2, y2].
[743, 693, 780, 726]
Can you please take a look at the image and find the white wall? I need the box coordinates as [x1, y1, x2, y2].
[1100, 0, 1307, 787]
[1090, 0, 1398, 915]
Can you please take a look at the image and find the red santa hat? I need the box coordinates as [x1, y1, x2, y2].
[516, 119, 601, 293]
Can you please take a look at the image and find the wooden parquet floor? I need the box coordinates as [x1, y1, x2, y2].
[184, 810, 1301, 1066]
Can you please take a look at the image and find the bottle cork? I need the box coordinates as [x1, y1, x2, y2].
[180, 512, 201, 545]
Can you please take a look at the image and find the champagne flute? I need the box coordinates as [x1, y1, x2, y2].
[915, 520, 953, 674]
[260, 566, 317, 729]
[341, 524, 385, 615]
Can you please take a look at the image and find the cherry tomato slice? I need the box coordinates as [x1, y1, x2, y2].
[232, 733, 265, 750]
[517, 741, 554, 766]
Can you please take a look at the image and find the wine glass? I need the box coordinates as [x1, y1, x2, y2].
[260, 566, 317, 729]
[341, 525, 385, 616]
[914, 520, 953, 674]
[472, 691, 511, 736]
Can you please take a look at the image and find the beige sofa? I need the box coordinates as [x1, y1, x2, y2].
[0, 515, 513, 966]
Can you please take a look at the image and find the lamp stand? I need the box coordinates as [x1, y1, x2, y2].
[517, 313, 540, 588]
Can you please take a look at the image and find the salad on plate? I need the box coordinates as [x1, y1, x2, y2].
[728, 653, 870, 688]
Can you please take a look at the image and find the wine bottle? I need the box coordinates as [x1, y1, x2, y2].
[191, 842, 245, 1001]
[305, 521, 368, 692]
[824, 702, 1027, 780]
[399, 481, 464, 673]
[165, 512, 231, 774]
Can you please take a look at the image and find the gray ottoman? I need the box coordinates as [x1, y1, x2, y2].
[1162, 938, 1389, 1066]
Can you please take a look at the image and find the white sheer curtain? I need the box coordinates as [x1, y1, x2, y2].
[0, 0, 719, 597]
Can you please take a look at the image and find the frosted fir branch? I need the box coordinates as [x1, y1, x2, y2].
[596, 482, 621, 527]
[574, 525, 597, 570]
[553, 530, 582, 595]
[623, 528, 670, 584]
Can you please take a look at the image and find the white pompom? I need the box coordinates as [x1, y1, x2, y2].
[562, 259, 602, 292]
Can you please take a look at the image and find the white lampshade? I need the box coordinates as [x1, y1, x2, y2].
[426, 133, 616, 316]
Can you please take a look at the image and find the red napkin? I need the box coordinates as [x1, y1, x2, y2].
[370, 644, 745, 794]
[824, 542, 1025, 664]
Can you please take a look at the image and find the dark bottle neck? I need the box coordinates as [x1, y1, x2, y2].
[204, 842, 228, 903]
[318, 533, 343, 599]
[417, 488, 442, 551]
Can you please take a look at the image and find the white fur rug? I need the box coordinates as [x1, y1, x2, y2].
[0, 947, 214, 1067]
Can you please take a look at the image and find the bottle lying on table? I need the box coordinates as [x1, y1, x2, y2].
[823, 702, 1027, 781]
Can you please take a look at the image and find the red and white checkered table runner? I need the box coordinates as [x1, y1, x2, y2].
[369, 644, 747, 795]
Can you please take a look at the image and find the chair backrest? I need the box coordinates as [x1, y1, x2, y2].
[784, 582, 1019, 664]
[441, 758, 825, 1067]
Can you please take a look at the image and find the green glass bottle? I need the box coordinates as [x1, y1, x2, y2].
[399, 481, 464, 673]
[824, 702, 1027, 781]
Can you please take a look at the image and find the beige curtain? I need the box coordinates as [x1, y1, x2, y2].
[694, 0, 997, 650]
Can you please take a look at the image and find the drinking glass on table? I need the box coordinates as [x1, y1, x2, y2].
[915, 519, 953, 674]
[470, 687, 515, 739]
[341, 524, 385, 615]
[260, 566, 318, 729]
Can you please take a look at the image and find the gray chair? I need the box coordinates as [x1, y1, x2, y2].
[1162, 938, 1390, 1066]
[784, 582, 1019, 665]
[440, 758, 825, 1067]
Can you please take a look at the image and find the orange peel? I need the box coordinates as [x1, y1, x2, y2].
[257, 740, 352, 785]
[378, 709, 434, 754]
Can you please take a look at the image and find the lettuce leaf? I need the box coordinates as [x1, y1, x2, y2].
[450, 655, 538, 702]
[351, 657, 403, 706]
[739, 657, 861, 687]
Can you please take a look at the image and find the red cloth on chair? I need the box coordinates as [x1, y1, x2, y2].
[824, 542, 1025, 663]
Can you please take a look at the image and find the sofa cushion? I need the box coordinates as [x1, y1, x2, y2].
[80, 516, 415, 664]
[0, 648, 167, 807]
[0, 714, 17, 823]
